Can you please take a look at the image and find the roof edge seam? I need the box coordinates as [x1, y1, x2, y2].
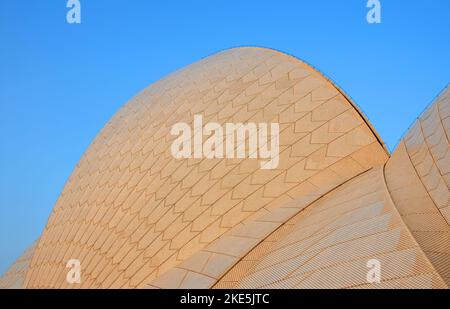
[211, 167, 374, 288]
[381, 162, 449, 288]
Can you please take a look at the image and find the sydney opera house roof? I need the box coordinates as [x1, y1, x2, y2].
[1, 47, 448, 289]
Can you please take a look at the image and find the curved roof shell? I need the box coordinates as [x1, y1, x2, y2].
[2, 49, 447, 289]
[23, 47, 388, 288]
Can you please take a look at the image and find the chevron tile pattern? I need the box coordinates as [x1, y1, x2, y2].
[403, 88, 449, 221]
[18, 48, 387, 288]
[385, 87, 450, 285]
[0, 242, 36, 289]
[1, 49, 447, 289]
[214, 167, 447, 289]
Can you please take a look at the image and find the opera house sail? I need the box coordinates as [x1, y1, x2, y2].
[0, 47, 448, 289]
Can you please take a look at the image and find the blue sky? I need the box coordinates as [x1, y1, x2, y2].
[0, 0, 449, 274]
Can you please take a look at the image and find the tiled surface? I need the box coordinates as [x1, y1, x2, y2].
[0, 242, 36, 289]
[0, 49, 447, 289]
[402, 87, 449, 222]
[146, 170, 365, 289]
[214, 167, 447, 289]
[20, 47, 388, 288]
[385, 87, 450, 285]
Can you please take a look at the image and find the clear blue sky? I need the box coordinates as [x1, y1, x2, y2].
[0, 0, 449, 275]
